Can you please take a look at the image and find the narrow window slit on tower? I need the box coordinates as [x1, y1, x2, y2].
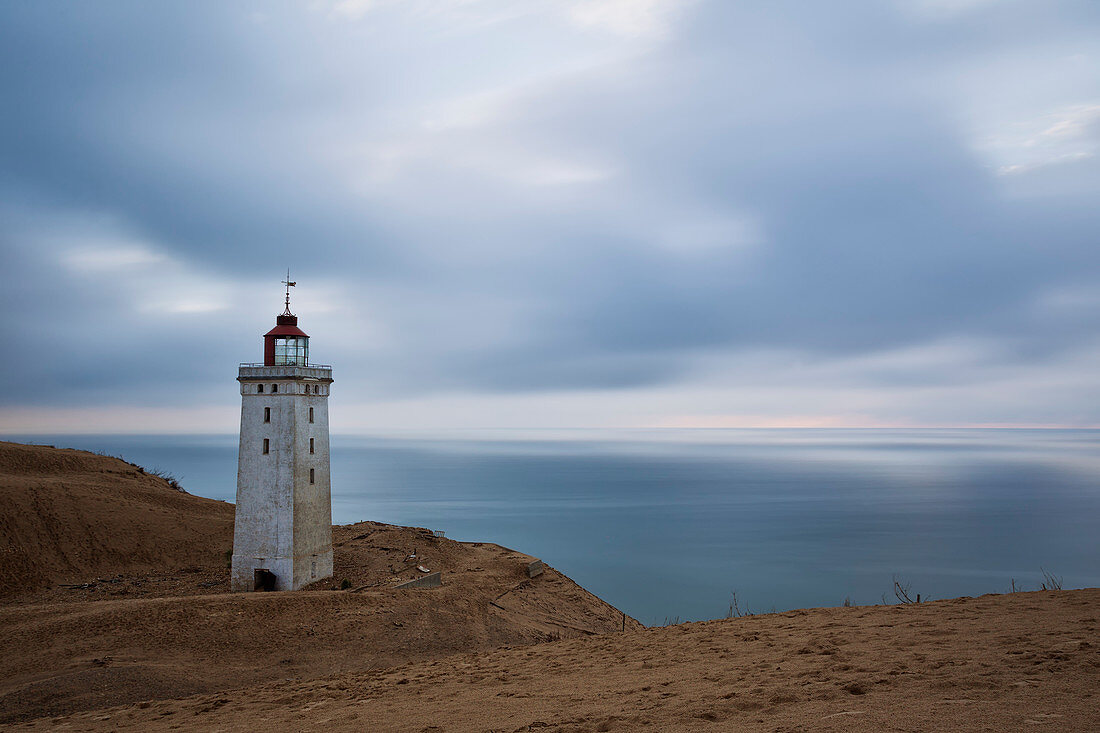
[310, 438, 315, 454]
[309, 468, 315, 484]
[309, 407, 314, 423]
[262, 438, 270, 455]
[264, 407, 271, 423]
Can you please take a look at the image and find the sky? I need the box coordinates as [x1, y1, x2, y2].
[1, 0, 1099, 433]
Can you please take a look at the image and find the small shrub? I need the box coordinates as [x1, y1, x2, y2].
[893, 575, 921, 604]
[1040, 568, 1063, 591]
[148, 467, 185, 493]
[727, 591, 752, 618]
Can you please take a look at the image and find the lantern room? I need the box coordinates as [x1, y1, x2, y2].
[264, 314, 309, 366]
[262, 273, 309, 366]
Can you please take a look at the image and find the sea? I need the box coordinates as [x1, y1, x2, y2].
[8, 429, 1099, 626]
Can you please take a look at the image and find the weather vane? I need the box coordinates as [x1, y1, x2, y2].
[281, 269, 296, 315]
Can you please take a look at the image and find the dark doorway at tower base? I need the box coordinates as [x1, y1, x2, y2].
[254, 569, 276, 591]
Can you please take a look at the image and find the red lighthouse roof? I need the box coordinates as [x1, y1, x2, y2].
[264, 313, 309, 339]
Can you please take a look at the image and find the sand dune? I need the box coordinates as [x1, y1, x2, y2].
[11, 589, 1099, 732]
[1, 441, 1097, 731]
[0, 441, 233, 595]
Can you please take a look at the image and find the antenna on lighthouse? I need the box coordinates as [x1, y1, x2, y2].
[281, 269, 296, 315]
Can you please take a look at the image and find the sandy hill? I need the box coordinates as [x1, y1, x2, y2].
[0, 442, 637, 724]
[11, 589, 1099, 732]
[2, 441, 1097, 731]
[0, 441, 234, 595]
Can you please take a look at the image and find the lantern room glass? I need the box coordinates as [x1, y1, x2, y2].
[274, 336, 308, 366]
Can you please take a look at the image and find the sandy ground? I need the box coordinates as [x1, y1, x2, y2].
[2, 441, 1097, 731]
[6, 589, 1098, 732]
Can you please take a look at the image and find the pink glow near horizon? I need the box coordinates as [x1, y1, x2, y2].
[1, 405, 1096, 435]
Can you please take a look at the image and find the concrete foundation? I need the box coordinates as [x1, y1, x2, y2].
[396, 572, 442, 589]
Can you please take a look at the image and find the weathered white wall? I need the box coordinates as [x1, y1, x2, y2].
[231, 366, 333, 592]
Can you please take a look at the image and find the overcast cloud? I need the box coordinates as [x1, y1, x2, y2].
[1, 0, 1099, 432]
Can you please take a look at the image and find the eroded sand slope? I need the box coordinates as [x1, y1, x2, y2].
[0, 441, 234, 594]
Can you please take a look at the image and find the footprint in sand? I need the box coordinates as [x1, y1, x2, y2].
[823, 710, 865, 719]
[1024, 713, 1063, 724]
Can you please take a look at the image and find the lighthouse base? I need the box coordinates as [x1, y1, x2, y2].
[230, 550, 333, 592]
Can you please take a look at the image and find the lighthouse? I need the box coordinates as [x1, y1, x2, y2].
[231, 276, 334, 592]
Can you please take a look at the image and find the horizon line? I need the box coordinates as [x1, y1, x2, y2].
[2, 424, 1099, 438]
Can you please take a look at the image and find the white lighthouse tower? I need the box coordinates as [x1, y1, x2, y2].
[231, 276, 334, 592]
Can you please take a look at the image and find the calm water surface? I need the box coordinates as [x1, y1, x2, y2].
[10, 429, 1099, 625]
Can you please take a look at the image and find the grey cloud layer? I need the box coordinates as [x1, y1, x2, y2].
[1, 1, 1098, 424]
